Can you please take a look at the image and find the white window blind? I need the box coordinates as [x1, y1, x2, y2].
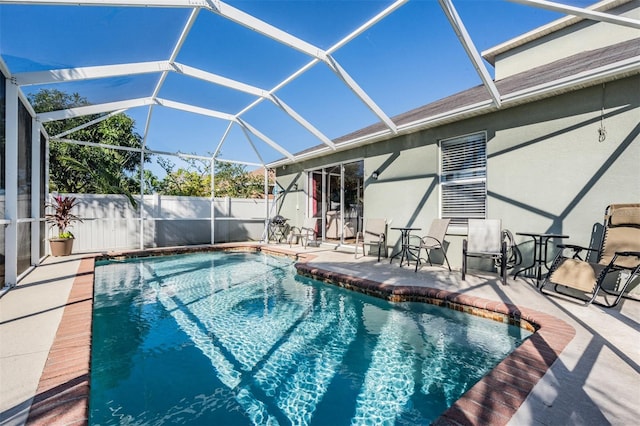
[440, 133, 487, 227]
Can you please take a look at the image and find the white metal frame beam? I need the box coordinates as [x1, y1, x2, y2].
[4, 79, 19, 286]
[236, 118, 294, 160]
[39, 95, 296, 162]
[238, 124, 266, 165]
[438, 0, 502, 108]
[14, 59, 337, 150]
[31, 117, 42, 264]
[212, 122, 234, 160]
[140, 7, 200, 248]
[325, 55, 398, 133]
[142, 8, 199, 148]
[51, 137, 264, 171]
[210, 0, 398, 135]
[54, 109, 128, 138]
[12, 61, 173, 86]
[155, 98, 235, 120]
[7, 0, 634, 169]
[52, 137, 213, 161]
[206, 1, 326, 61]
[508, 0, 640, 30]
[0, 0, 207, 7]
[232, 0, 408, 138]
[268, 95, 336, 150]
[37, 98, 154, 122]
[6, 0, 405, 158]
[216, 158, 263, 168]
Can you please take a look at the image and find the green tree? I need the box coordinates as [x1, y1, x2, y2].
[157, 157, 211, 197]
[29, 89, 151, 204]
[214, 162, 265, 198]
[156, 157, 266, 198]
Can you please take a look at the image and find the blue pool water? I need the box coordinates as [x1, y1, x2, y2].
[91, 252, 531, 425]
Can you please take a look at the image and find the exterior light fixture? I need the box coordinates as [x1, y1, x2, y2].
[371, 170, 380, 180]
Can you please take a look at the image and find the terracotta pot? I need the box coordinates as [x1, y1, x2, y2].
[49, 238, 74, 256]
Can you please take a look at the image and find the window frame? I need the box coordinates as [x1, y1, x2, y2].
[439, 131, 488, 232]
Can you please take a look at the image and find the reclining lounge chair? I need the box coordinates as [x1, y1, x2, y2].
[540, 203, 640, 307]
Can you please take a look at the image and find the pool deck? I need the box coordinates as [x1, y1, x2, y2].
[0, 243, 638, 425]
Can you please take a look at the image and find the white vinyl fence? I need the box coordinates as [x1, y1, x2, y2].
[49, 194, 269, 252]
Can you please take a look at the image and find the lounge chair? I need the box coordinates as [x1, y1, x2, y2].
[462, 219, 508, 285]
[540, 203, 640, 307]
[288, 217, 319, 249]
[413, 219, 452, 272]
[354, 218, 387, 261]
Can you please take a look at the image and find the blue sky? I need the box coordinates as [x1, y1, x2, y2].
[0, 0, 596, 174]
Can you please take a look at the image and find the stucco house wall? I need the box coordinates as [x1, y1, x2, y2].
[487, 0, 639, 79]
[274, 1, 639, 272]
[276, 74, 639, 270]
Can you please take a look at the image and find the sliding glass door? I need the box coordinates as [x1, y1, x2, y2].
[308, 160, 363, 244]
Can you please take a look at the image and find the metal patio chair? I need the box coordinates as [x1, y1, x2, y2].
[288, 217, 319, 249]
[540, 203, 640, 307]
[462, 219, 509, 285]
[354, 218, 387, 261]
[413, 218, 452, 272]
[326, 210, 355, 240]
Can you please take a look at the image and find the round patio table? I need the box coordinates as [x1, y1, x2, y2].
[514, 232, 569, 286]
[389, 227, 421, 267]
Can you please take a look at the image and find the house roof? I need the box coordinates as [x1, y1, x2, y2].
[249, 167, 275, 183]
[280, 36, 640, 165]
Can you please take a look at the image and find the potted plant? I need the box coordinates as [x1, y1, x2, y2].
[45, 195, 82, 256]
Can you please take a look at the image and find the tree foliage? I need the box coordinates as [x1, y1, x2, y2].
[29, 89, 148, 204]
[30, 88, 269, 200]
[214, 162, 265, 198]
[156, 157, 211, 197]
[157, 157, 266, 198]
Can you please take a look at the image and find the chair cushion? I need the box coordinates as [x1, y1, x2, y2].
[609, 206, 640, 226]
[600, 227, 640, 268]
[549, 258, 604, 292]
[467, 219, 502, 253]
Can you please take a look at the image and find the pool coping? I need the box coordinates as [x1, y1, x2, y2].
[27, 244, 575, 426]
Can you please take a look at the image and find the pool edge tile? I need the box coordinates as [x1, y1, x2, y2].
[26, 256, 95, 426]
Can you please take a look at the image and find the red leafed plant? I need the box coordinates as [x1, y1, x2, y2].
[45, 195, 82, 239]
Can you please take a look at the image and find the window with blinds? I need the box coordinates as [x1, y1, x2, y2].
[440, 132, 487, 227]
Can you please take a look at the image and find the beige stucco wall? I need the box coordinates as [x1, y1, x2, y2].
[276, 75, 640, 271]
[493, 2, 639, 80]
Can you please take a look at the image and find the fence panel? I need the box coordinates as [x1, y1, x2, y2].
[50, 194, 269, 252]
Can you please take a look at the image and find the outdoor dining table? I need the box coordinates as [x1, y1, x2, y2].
[389, 226, 421, 267]
[514, 232, 569, 286]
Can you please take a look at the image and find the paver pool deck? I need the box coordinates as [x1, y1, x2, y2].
[1, 243, 638, 425]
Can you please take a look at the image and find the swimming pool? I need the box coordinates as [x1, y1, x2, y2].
[91, 251, 531, 425]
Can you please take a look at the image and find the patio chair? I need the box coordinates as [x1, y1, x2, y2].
[540, 203, 640, 307]
[288, 217, 319, 249]
[326, 210, 355, 239]
[462, 219, 509, 285]
[354, 218, 387, 261]
[413, 218, 452, 272]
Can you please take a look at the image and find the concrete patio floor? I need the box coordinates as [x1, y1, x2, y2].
[1, 244, 638, 425]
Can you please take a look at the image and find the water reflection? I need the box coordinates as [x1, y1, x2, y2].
[92, 252, 531, 425]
